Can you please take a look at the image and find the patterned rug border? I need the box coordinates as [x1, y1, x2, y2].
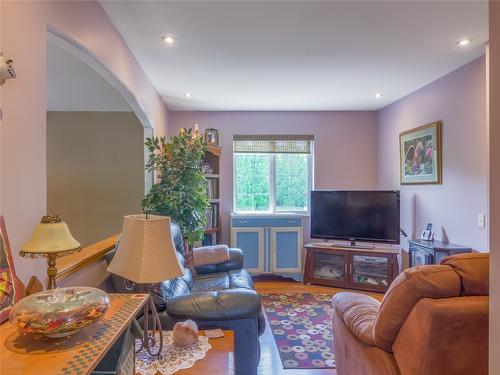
[260, 292, 336, 370]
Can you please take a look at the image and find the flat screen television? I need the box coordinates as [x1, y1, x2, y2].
[310, 190, 400, 244]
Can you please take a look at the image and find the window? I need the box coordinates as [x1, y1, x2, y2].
[233, 135, 313, 213]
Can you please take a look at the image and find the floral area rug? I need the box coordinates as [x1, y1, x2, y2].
[260, 293, 336, 369]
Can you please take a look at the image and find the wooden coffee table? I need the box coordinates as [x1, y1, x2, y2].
[138, 330, 235, 375]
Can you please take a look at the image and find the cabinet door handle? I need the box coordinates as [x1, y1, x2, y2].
[238, 220, 248, 224]
[349, 264, 352, 274]
[287, 220, 297, 223]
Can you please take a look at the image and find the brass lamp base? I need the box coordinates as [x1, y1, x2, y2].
[47, 254, 58, 290]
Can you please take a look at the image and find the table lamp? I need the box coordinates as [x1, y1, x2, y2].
[107, 214, 184, 358]
[20, 215, 81, 290]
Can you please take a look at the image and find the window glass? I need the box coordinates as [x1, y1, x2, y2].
[275, 154, 308, 212]
[234, 154, 271, 212]
[234, 152, 311, 213]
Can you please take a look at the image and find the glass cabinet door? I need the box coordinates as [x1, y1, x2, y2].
[410, 249, 433, 267]
[312, 252, 346, 283]
[351, 254, 390, 289]
[434, 251, 448, 265]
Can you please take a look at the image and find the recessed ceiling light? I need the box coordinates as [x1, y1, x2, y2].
[162, 35, 175, 45]
[457, 38, 472, 47]
[185, 92, 192, 98]
[375, 93, 384, 99]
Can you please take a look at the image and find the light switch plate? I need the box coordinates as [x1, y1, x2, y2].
[477, 213, 486, 228]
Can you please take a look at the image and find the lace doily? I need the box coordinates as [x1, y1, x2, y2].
[135, 331, 212, 375]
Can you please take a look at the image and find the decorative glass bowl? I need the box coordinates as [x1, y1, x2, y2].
[9, 287, 110, 338]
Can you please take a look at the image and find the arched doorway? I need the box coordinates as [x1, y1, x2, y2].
[46, 30, 152, 246]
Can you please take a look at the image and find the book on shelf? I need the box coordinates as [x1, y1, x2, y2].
[206, 179, 218, 199]
[212, 203, 218, 228]
[204, 203, 219, 230]
[201, 232, 217, 246]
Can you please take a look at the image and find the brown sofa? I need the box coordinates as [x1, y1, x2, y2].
[331, 253, 489, 375]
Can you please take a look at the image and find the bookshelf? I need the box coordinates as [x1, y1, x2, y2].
[203, 145, 222, 245]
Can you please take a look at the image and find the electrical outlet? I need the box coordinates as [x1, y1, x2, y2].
[477, 213, 486, 228]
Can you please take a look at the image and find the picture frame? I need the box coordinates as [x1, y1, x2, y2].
[399, 121, 442, 185]
[205, 128, 219, 146]
[0, 215, 22, 322]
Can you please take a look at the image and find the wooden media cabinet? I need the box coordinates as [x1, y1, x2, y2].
[303, 243, 399, 293]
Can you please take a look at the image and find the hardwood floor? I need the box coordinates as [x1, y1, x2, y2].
[254, 276, 384, 375]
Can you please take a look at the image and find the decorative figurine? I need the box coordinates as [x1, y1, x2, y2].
[172, 319, 199, 346]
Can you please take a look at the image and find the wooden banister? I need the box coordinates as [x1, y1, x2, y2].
[55, 234, 120, 281]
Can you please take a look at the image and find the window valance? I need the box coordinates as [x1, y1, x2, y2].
[233, 135, 314, 154]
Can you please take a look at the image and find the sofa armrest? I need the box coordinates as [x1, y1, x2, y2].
[194, 248, 243, 274]
[165, 289, 261, 320]
[332, 292, 380, 346]
[393, 296, 488, 375]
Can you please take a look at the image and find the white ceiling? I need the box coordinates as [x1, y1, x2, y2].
[101, 1, 488, 111]
[48, 40, 131, 111]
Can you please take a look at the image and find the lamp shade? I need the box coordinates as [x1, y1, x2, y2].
[21, 215, 81, 257]
[107, 214, 184, 284]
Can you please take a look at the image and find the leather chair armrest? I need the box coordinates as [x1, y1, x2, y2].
[166, 289, 261, 320]
[393, 296, 488, 375]
[332, 292, 381, 346]
[195, 248, 244, 274]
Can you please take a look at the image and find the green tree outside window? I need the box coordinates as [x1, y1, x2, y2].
[234, 153, 310, 213]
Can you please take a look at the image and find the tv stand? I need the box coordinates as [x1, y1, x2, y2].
[303, 243, 399, 292]
[335, 241, 375, 250]
[309, 241, 376, 250]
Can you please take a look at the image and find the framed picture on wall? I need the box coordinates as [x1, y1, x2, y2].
[0, 216, 22, 322]
[204, 128, 219, 145]
[399, 121, 442, 185]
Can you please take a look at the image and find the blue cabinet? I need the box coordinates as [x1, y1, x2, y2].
[230, 227, 265, 272]
[231, 215, 303, 281]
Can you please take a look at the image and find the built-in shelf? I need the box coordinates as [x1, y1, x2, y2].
[203, 146, 222, 245]
[206, 145, 222, 156]
[204, 227, 221, 234]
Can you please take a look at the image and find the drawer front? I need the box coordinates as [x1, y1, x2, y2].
[232, 216, 302, 228]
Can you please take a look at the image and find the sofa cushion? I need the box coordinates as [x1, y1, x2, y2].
[192, 272, 229, 292]
[441, 253, 489, 296]
[332, 292, 380, 346]
[373, 265, 461, 352]
[195, 248, 244, 274]
[166, 289, 262, 320]
[228, 269, 255, 289]
[192, 269, 254, 293]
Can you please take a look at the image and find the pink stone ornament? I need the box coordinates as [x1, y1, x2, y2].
[172, 319, 199, 346]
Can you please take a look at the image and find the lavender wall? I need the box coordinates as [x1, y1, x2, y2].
[377, 56, 488, 255]
[1, 1, 169, 284]
[169, 111, 378, 243]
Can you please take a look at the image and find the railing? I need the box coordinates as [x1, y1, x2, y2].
[55, 234, 120, 281]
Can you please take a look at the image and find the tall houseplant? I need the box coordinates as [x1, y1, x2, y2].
[142, 127, 209, 246]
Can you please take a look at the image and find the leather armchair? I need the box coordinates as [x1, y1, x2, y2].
[331, 253, 489, 375]
[106, 222, 265, 375]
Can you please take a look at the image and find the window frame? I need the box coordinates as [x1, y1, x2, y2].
[232, 149, 314, 214]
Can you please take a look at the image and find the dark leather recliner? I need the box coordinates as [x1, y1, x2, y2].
[106, 222, 265, 375]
